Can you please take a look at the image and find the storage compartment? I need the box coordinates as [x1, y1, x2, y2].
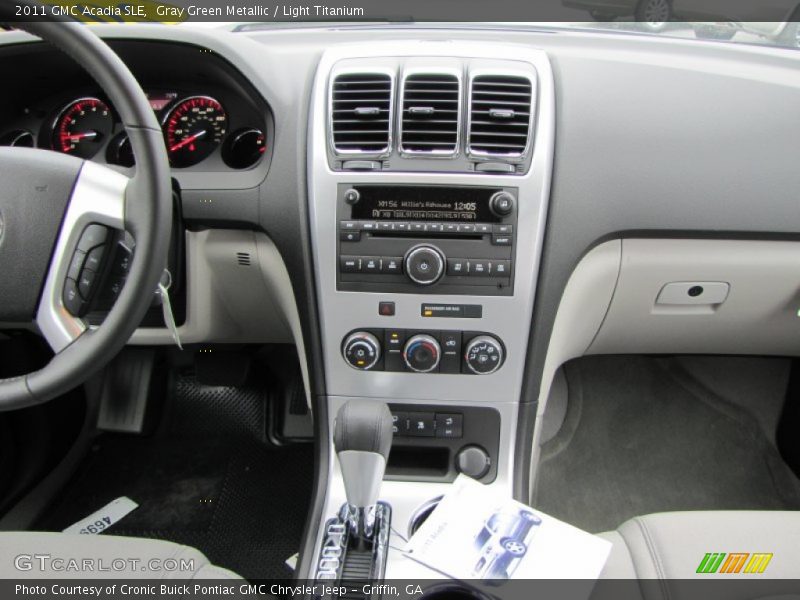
[387, 447, 449, 478]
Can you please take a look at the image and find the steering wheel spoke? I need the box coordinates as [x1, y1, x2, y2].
[36, 162, 129, 353]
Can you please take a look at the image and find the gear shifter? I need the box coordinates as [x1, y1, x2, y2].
[334, 400, 393, 540]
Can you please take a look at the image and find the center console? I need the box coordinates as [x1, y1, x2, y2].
[305, 41, 555, 581]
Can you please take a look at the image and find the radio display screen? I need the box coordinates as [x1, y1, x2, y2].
[349, 186, 502, 223]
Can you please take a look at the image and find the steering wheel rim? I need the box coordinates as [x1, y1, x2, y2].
[0, 19, 172, 410]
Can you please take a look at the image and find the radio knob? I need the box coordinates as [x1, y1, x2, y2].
[464, 335, 504, 375]
[403, 334, 441, 373]
[489, 191, 514, 217]
[342, 331, 381, 371]
[343, 188, 361, 205]
[404, 244, 445, 286]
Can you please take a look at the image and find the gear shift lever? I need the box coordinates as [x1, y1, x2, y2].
[333, 400, 393, 540]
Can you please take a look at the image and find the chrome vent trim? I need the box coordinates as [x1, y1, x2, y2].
[467, 73, 535, 161]
[399, 70, 462, 157]
[329, 71, 394, 157]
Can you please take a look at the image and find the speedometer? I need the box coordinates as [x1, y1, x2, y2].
[163, 96, 227, 167]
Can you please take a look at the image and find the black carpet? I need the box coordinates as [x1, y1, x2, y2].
[38, 373, 313, 580]
[535, 356, 800, 533]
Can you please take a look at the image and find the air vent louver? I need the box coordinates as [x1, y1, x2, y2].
[331, 73, 392, 155]
[468, 75, 533, 158]
[400, 73, 460, 155]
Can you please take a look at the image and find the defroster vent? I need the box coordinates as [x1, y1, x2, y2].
[331, 73, 393, 155]
[468, 75, 533, 158]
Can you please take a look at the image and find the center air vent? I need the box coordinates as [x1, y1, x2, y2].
[400, 73, 460, 156]
[468, 75, 533, 159]
[330, 73, 393, 155]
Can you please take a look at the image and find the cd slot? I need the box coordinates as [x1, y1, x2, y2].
[370, 231, 484, 241]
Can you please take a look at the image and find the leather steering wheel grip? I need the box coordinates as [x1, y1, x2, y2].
[0, 14, 172, 409]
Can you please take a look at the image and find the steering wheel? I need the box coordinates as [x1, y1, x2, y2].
[0, 19, 172, 410]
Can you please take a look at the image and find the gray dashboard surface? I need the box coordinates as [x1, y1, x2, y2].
[2, 20, 800, 457]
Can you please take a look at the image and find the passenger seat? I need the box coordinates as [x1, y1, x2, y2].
[600, 511, 800, 579]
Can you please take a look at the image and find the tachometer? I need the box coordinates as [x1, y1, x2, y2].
[163, 96, 227, 167]
[52, 97, 112, 159]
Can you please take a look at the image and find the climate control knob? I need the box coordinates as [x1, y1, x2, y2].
[464, 335, 504, 375]
[404, 244, 445, 286]
[403, 334, 441, 373]
[342, 331, 381, 371]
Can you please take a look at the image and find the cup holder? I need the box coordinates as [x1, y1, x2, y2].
[408, 495, 443, 538]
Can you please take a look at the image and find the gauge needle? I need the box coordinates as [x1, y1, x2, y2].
[170, 130, 207, 152]
[67, 131, 98, 141]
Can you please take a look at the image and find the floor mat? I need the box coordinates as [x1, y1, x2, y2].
[37, 372, 314, 580]
[535, 356, 800, 533]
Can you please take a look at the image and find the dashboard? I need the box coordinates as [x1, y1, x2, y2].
[1, 22, 799, 580]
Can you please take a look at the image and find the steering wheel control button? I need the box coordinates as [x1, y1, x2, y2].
[76, 224, 108, 252]
[456, 445, 492, 479]
[84, 246, 106, 272]
[67, 250, 86, 281]
[404, 245, 445, 286]
[435, 413, 464, 438]
[403, 334, 441, 373]
[62, 279, 86, 317]
[342, 331, 381, 371]
[464, 335, 505, 375]
[378, 301, 395, 316]
[489, 191, 515, 217]
[77, 270, 97, 300]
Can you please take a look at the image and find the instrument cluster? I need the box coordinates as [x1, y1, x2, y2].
[0, 90, 266, 170]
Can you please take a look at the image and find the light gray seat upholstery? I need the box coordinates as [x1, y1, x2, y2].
[0, 532, 243, 579]
[599, 511, 800, 579]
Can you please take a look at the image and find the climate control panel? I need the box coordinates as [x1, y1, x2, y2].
[341, 329, 505, 375]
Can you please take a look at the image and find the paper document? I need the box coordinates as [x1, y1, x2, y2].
[404, 475, 610, 581]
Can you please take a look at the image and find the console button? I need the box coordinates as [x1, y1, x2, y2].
[384, 329, 406, 371]
[404, 245, 445, 286]
[361, 221, 377, 231]
[340, 220, 359, 230]
[456, 445, 491, 478]
[492, 234, 512, 246]
[447, 258, 468, 276]
[440, 331, 462, 374]
[476, 224, 492, 234]
[411, 222, 426, 233]
[340, 230, 361, 242]
[457, 223, 476, 233]
[470, 260, 491, 276]
[62, 279, 85, 316]
[492, 260, 512, 276]
[426, 223, 443, 233]
[382, 257, 402, 274]
[340, 257, 361, 273]
[392, 412, 410, 435]
[444, 223, 459, 234]
[394, 222, 410, 232]
[489, 191, 515, 217]
[406, 412, 435, 437]
[363, 257, 381, 273]
[436, 413, 463, 438]
[378, 301, 396, 316]
[378, 222, 393, 231]
[494, 224, 513, 234]
[343, 189, 361, 205]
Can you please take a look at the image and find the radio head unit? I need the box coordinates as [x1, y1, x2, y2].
[337, 184, 517, 296]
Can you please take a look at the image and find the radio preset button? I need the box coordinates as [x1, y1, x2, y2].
[426, 223, 444, 233]
[382, 257, 403, 274]
[363, 257, 382, 273]
[378, 222, 393, 231]
[444, 223, 459, 233]
[457, 223, 476, 233]
[493, 260, 512, 276]
[394, 222, 410, 232]
[476, 224, 492, 234]
[447, 258, 468, 276]
[405, 245, 445, 286]
[340, 257, 361, 273]
[411, 222, 426, 233]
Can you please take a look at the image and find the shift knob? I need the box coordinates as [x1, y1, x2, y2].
[334, 400, 393, 510]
